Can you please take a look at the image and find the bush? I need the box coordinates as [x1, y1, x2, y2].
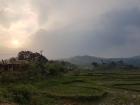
[26, 63, 48, 80]
[47, 63, 65, 76]
[7, 85, 36, 104]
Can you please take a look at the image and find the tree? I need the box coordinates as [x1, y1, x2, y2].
[47, 63, 65, 75]
[117, 60, 124, 65]
[92, 62, 98, 67]
[18, 51, 33, 61]
[17, 51, 48, 63]
[109, 61, 116, 66]
[17, 51, 48, 77]
[9, 57, 17, 64]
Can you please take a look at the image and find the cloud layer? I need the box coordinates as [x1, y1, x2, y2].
[0, 0, 140, 59]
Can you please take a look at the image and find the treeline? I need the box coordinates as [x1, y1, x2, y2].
[0, 51, 76, 83]
[91, 60, 139, 70]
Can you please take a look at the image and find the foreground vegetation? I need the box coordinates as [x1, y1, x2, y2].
[1, 69, 140, 105]
[0, 51, 140, 105]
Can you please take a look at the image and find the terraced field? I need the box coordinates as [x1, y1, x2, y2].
[0, 70, 140, 105]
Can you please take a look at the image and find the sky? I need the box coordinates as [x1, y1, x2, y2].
[0, 0, 140, 59]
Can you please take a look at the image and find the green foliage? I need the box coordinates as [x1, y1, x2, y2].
[7, 85, 36, 104]
[26, 62, 48, 81]
[1, 71, 140, 105]
[18, 51, 48, 63]
[1, 51, 140, 105]
[10, 89, 30, 104]
[47, 63, 66, 75]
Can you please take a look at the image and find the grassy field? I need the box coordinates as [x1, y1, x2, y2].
[0, 70, 140, 105]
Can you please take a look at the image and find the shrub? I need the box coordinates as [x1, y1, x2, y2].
[47, 63, 65, 76]
[7, 85, 36, 104]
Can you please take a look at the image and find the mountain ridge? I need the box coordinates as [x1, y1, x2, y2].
[62, 55, 140, 66]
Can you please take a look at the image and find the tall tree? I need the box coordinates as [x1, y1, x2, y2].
[18, 51, 48, 63]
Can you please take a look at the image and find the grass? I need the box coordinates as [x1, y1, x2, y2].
[0, 75, 107, 105]
[1, 70, 140, 105]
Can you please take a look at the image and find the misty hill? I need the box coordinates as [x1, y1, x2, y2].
[62, 55, 140, 67]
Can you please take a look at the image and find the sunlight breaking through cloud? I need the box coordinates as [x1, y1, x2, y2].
[0, 0, 140, 59]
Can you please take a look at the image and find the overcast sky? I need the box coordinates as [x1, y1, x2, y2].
[0, 0, 140, 59]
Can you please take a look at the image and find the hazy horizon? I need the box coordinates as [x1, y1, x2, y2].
[0, 51, 140, 60]
[0, 0, 140, 59]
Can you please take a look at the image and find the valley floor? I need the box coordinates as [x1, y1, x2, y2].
[1, 70, 140, 105]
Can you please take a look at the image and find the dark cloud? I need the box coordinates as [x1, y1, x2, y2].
[101, 8, 140, 43]
[1, 0, 140, 59]
[32, 7, 140, 58]
[95, 8, 140, 51]
[82, 8, 140, 57]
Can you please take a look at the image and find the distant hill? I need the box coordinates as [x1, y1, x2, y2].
[62, 55, 140, 67]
